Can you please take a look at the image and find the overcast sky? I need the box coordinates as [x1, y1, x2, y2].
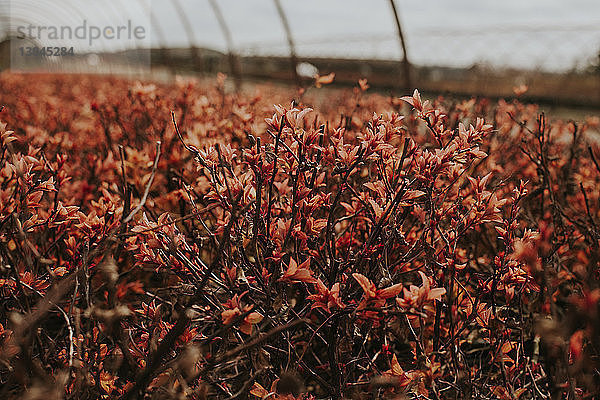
[4, 0, 600, 70]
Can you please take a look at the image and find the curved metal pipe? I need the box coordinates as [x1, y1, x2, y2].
[171, 0, 202, 73]
[273, 0, 300, 87]
[208, 0, 241, 89]
[136, 0, 171, 70]
[388, 0, 412, 91]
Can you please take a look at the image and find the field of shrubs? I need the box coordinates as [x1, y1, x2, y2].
[0, 72, 599, 399]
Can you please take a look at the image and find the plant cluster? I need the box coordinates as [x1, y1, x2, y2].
[0, 72, 599, 399]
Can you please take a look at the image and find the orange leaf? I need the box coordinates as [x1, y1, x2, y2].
[403, 190, 426, 201]
[99, 371, 116, 394]
[250, 382, 270, 399]
[378, 283, 404, 299]
[358, 78, 369, 91]
[400, 89, 423, 111]
[315, 72, 335, 88]
[569, 330, 585, 360]
[221, 309, 240, 325]
[353, 273, 376, 298]
[246, 312, 263, 325]
[239, 321, 253, 335]
[280, 258, 317, 283]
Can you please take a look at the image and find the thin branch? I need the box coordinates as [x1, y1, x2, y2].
[123, 141, 162, 223]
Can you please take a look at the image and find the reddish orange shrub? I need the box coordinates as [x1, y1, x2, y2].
[0, 73, 598, 399]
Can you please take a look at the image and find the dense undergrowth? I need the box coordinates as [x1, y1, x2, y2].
[0, 72, 599, 399]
